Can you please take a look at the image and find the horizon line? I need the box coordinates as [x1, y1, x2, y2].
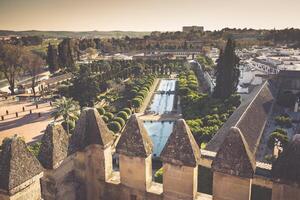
[0, 26, 300, 33]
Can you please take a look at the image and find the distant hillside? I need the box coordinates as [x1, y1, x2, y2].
[0, 30, 150, 38]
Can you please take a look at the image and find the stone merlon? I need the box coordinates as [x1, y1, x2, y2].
[116, 114, 153, 157]
[68, 108, 114, 155]
[160, 119, 201, 167]
[212, 127, 255, 179]
[0, 137, 43, 194]
[38, 123, 69, 170]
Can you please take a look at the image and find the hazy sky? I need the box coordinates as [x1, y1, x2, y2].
[0, 0, 299, 31]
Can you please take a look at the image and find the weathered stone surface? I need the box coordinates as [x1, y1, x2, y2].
[160, 119, 201, 167]
[213, 171, 252, 200]
[0, 137, 43, 192]
[116, 114, 153, 157]
[38, 123, 69, 169]
[272, 134, 300, 185]
[212, 127, 255, 178]
[68, 108, 114, 155]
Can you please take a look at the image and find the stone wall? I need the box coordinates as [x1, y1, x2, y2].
[41, 156, 77, 200]
[212, 172, 252, 200]
[272, 182, 300, 200]
[0, 173, 43, 200]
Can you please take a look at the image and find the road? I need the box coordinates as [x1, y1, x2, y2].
[0, 101, 54, 144]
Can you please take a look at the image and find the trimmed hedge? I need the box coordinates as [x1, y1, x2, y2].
[104, 112, 114, 120]
[102, 116, 109, 123]
[108, 121, 122, 133]
[137, 91, 147, 99]
[117, 111, 129, 121]
[132, 98, 143, 108]
[122, 108, 132, 116]
[113, 117, 126, 127]
[97, 107, 106, 115]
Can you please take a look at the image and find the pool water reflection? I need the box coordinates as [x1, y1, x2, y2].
[148, 79, 176, 114]
[143, 121, 174, 157]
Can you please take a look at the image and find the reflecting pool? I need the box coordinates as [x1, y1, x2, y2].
[149, 79, 176, 114]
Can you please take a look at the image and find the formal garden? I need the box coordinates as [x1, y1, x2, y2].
[177, 69, 240, 148]
[96, 75, 156, 133]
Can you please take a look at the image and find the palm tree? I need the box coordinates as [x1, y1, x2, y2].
[52, 97, 80, 134]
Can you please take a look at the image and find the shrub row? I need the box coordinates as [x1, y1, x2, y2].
[95, 75, 155, 134]
[178, 70, 241, 146]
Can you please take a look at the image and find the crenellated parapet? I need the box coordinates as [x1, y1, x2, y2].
[3, 106, 300, 200]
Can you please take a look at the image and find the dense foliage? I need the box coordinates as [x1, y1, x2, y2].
[154, 168, 163, 183]
[213, 38, 240, 99]
[69, 65, 101, 107]
[46, 43, 59, 73]
[10, 36, 43, 46]
[178, 69, 240, 146]
[57, 38, 76, 70]
[94, 74, 155, 133]
[196, 55, 215, 71]
[0, 43, 44, 95]
[51, 97, 80, 134]
[27, 142, 42, 157]
[274, 115, 293, 128]
[108, 121, 122, 133]
[268, 129, 288, 149]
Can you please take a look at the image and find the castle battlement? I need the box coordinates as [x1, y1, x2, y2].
[0, 107, 300, 200]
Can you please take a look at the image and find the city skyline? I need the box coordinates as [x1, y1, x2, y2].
[0, 0, 300, 32]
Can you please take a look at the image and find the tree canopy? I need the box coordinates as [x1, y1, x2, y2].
[213, 38, 240, 99]
[69, 65, 100, 107]
[46, 43, 59, 73]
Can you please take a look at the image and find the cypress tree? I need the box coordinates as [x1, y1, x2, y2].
[58, 38, 75, 70]
[213, 38, 240, 99]
[46, 43, 59, 73]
